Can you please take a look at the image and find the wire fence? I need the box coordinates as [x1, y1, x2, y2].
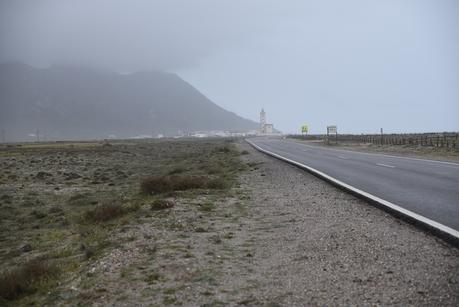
[289, 132, 459, 150]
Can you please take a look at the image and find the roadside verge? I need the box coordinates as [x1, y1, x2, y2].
[246, 138, 459, 247]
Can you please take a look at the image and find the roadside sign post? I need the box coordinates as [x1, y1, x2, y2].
[301, 124, 308, 136]
[327, 125, 337, 145]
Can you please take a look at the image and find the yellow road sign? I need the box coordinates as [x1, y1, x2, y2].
[301, 125, 308, 134]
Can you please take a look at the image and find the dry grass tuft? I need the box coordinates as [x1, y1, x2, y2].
[0, 259, 57, 300]
[84, 203, 124, 222]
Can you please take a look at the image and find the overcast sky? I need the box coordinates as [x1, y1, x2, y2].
[1, 0, 458, 133]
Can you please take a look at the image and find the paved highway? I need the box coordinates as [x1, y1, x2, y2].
[248, 137, 459, 233]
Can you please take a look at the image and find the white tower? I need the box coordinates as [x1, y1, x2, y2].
[260, 108, 266, 134]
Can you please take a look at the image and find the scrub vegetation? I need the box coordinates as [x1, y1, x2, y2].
[0, 138, 250, 305]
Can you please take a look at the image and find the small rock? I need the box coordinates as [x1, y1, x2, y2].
[36, 171, 52, 179]
[20, 243, 32, 253]
[64, 172, 81, 180]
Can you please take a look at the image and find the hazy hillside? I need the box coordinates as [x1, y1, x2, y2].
[0, 63, 258, 141]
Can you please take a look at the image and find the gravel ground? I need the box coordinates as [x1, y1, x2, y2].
[233, 141, 459, 306]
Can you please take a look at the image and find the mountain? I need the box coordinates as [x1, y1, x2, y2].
[0, 63, 258, 141]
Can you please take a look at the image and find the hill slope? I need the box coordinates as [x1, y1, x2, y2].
[0, 63, 258, 141]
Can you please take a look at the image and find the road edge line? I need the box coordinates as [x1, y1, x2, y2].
[246, 138, 459, 247]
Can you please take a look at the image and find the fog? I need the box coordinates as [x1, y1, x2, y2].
[1, 0, 458, 134]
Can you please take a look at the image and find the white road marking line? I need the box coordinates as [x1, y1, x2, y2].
[246, 139, 459, 242]
[376, 163, 395, 168]
[338, 155, 349, 160]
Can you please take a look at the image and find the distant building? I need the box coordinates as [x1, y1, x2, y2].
[264, 124, 273, 134]
[259, 108, 274, 134]
[260, 108, 266, 133]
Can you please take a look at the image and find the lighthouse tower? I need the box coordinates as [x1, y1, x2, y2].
[260, 108, 266, 134]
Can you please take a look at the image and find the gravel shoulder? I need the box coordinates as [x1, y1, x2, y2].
[234, 141, 458, 306]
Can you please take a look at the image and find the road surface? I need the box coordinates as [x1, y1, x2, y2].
[248, 137, 459, 233]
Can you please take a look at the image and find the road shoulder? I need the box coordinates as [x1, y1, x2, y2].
[234, 141, 458, 306]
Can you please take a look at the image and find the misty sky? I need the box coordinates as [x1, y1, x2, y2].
[1, 0, 458, 134]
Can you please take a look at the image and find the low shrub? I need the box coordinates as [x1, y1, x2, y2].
[0, 259, 57, 300]
[30, 210, 46, 219]
[84, 203, 124, 222]
[168, 167, 186, 175]
[140, 175, 228, 195]
[206, 177, 228, 189]
[198, 202, 215, 212]
[68, 193, 97, 206]
[150, 199, 175, 210]
[214, 146, 231, 153]
[204, 165, 224, 175]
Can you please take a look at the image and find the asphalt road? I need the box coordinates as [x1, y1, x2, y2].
[249, 137, 459, 232]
